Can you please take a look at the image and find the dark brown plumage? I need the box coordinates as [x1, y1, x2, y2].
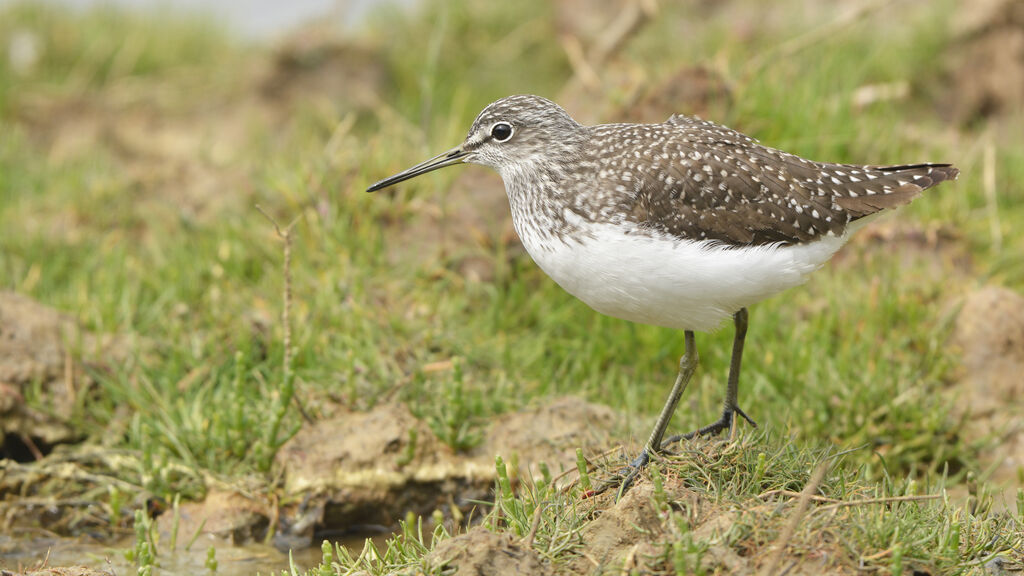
[589, 114, 959, 246]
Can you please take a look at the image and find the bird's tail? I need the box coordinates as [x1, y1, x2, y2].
[836, 163, 959, 219]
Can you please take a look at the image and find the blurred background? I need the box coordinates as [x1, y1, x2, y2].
[40, 0, 405, 37]
[0, 0, 1021, 574]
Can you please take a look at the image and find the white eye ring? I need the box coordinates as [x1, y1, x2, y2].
[490, 122, 514, 142]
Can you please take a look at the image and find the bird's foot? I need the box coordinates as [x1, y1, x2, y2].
[660, 405, 757, 449]
[589, 447, 662, 501]
[614, 448, 652, 500]
[599, 407, 756, 500]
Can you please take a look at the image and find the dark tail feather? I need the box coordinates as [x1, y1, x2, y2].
[872, 163, 960, 189]
[837, 163, 958, 218]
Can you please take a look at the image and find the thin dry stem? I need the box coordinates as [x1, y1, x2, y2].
[560, 35, 600, 91]
[758, 489, 841, 504]
[812, 494, 941, 515]
[759, 462, 829, 576]
[255, 205, 312, 424]
[522, 502, 545, 549]
[64, 348, 75, 405]
[255, 205, 299, 377]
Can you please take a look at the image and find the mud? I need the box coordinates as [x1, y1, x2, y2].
[154, 490, 272, 546]
[0, 533, 314, 576]
[274, 397, 621, 544]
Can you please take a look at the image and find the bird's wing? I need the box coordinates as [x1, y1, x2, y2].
[606, 115, 957, 246]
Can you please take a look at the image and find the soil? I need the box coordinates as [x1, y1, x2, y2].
[273, 397, 621, 545]
[427, 527, 551, 576]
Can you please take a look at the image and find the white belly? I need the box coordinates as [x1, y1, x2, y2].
[518, 222, 849, 332]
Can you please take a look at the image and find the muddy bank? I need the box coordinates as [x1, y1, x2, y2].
[274, 396, 621, 545]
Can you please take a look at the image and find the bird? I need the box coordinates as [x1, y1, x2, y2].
[366, 94, 958, 491]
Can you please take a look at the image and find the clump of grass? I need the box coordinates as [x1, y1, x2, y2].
[485, 457, 587, 563]
[297, 514, 449, 575]
[411, 357, 486, 451]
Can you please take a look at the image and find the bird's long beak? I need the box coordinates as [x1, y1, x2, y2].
[366, 145, 469, 192]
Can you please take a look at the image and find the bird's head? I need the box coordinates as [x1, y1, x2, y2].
[366, 94, 584, 192]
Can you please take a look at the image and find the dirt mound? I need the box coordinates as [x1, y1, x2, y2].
[570, 481, 677, 572]
[950, 285, 1024, 508]
[943, 0, 1024, 124]
[258, 26, 385, 113]
[11, 30, 387, 239]
[275, 400, 492, 541]
[0, 292, 125, 461]
[952, 285, 1024, 413]
[479, 396, 621, 478]
[427, 527, 551, 576]
[275, 397, 621, 545]
[154, 489, 272, 546]
[835, 219, 972, 280]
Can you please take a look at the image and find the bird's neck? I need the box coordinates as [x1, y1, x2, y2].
[498, 155, 608, 252]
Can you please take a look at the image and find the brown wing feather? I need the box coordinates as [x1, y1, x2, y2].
[617, 116, 958, 246]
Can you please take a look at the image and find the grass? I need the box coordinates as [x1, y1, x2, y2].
[294, 434, 1023, 575]
[0, 0, 1021, 573]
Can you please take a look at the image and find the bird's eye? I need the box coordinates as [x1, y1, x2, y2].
[490, 122, 513, 142]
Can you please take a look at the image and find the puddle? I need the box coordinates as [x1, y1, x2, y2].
[0, 533, 388, 576]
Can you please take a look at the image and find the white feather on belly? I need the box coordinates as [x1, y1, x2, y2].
[518, 221, 851, 332]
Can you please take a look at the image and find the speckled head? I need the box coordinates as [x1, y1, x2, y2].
[366, 95, 586, 192]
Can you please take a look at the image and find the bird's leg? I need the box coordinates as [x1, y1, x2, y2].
[646, 330, 699, 452]
[662, 307, 756, 447]
[617, 330, 698, 497]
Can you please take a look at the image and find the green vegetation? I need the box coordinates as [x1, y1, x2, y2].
[296, 435, 1023, 575]
[0, 0, 1021, 573]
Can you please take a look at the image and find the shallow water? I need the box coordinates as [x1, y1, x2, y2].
[0, 533, 381, 575]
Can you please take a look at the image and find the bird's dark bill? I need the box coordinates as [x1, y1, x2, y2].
[366, 146, 468, 192]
